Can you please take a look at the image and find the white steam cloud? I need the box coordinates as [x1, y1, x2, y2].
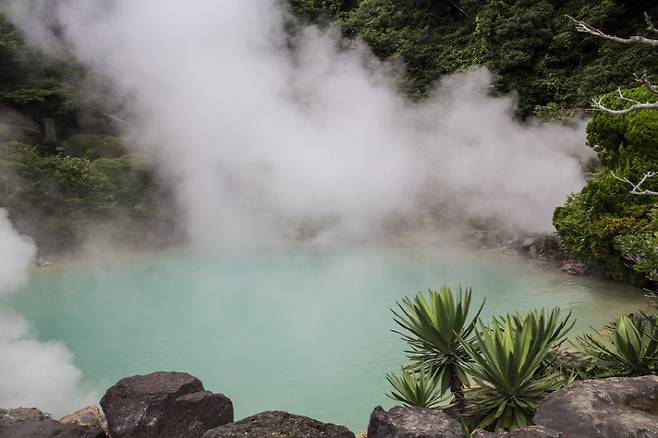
[6, 0, 589, 243]
[0, 209, 96, 413]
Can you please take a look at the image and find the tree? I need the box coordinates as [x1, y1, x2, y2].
[569, 13, 658, 196]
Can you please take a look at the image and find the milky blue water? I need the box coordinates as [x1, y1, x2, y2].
[10, 245, 649, 431]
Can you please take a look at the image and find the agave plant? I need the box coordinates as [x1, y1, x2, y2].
[462, 309, 573, 432]
[577, 313, 658, 377]
[386, 366, 450, 409]
[391, 286, 484, 408]
[510, 308, 575, 376]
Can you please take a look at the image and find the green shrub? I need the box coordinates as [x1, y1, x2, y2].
[577, 313, 658, 377]
[554, 87, 658, 285]
[462, 309, 573, 432]
[587, 87, 658, 170]
[389, 288, 575, 433]
[386, 366, 449, 409]
[392, 287, 484, 408]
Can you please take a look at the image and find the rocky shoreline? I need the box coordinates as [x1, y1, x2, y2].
[3, 371, 658, 437]
[487, 232, 598, 277]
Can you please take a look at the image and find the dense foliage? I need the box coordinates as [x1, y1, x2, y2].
[390, 287, 657, 433]
[289, 0, 658, 115]
[554, 87, 658, 285]
[390, 287, 575, 433]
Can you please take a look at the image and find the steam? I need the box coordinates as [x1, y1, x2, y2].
[6, 0, 590, 243]
[0, 209, 96, 413]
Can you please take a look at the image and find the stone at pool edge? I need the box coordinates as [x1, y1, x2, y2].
[367, 405, 463, 438]
[534, 375, 658, 438]
[202, 410, 355, 438]
[100, 371, 233, 438]
[473, 426, 563, 438]
[0, 407, 107, 438]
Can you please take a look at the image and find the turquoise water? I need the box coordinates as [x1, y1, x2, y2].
[10, 245, 649, 431]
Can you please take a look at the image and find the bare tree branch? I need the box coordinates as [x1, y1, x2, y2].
[592, 96, 658, 115]
[635, 73, 658, 95]
[611, 170, 658, 196]
[646, 12, 658, 34]
[567, 15, 658, 47]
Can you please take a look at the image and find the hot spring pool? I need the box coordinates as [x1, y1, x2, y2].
[10, 245, 649, 431]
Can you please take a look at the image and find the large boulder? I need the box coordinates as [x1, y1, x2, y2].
[0, 408, 106, 438]
[100, 371, 233, 438]
[202, 411, 354, 438]
[367, 406, 463, 438]
[473, 425, 563, 437]
[534, 375, 658, 437]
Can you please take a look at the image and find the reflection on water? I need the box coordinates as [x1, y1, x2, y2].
[11, 245, 650, 431]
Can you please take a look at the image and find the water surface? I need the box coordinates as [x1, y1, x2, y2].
[11, 245, 649, 431]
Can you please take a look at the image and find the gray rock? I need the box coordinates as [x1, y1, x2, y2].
[534, 375, 658, 438]
[0, 407, 106, 438]
[558, 260, 589, 275]
[367, 406, 463, 438]
[60, 405, 107, 432]
[100, 371, 233, 438]
[473, 425, 563, 437]
[202, 411, 354, 438]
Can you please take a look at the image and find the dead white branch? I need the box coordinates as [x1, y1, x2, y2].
[636, 73, 658, 95]
[567, 15, 658, 46]
[592, 95, 658, 115]
[646, 12, 658, 34]
[611, 170, 658, 196]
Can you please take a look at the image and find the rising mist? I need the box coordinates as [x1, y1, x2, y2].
[6, 0, 591, 245]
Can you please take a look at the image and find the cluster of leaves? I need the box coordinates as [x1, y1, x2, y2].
[462, 310, 573, 431]
[577, 313, 658, 377]
[554, 87, 658, 285]
[288, 0, 658, 115]
[388, 287, 658, 433]
[391, 286, 482, 408]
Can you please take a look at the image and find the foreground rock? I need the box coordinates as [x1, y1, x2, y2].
[367, 406, 463, 438]
[534, 375, 658, 437]
[202, 411, 354, 438]
[60, 406, 108, 432]
[100, 371, 233, 438]
[474, 425, 563, 437]
[0, 408, 106, 438]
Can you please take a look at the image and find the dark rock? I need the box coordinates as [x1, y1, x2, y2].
[534, 375, 658, 437]
[367, 405, 463, 438]
[473, 425, 563, 437]
[202, 410, 354, 438]
[558, 260, 590, 275]
[515, 234, 565, 261]
[0, 407, 106, 438]
[100, 371, 233, 438]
